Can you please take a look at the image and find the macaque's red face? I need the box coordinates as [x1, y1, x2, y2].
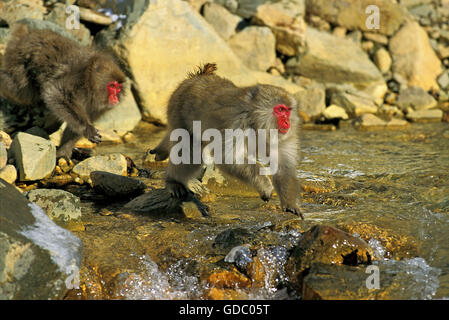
[273, 104, 292, 134]
[107, 81, 123, 105]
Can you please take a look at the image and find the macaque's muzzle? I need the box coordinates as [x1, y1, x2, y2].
[273, 104, 291, 134]
[107, 81, 122, 105]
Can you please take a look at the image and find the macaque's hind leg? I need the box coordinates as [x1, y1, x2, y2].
[217, 163, 274, 202]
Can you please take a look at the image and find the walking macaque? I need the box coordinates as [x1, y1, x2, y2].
[150, 63, 302, 218]
[0, 25, 126, 158]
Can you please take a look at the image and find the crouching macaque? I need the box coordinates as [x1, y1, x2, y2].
[150, 63, 302, 218]
[0, 24, 126, 158]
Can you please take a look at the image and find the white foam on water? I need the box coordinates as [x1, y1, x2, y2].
[19, 203, 82, 275]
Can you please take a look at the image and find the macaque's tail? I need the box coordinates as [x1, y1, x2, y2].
[188, 63, 217, 78]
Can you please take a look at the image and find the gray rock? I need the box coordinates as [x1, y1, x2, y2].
[293, 85, 326, 118]
[72, 153, 128, 181]
[9, 132, 56, 181]
[396, 86, 437, 111]
[26, 189, 82, 224]
[406, 109, 443, 122]
[44, 3, 91, 46]
[0, 178, 82, 299]
[286, 27, 385, 90]
[228, 26, 276, 71]
[330, 90, 378, 116]
[0, 141, 6, 169]
[90, 171, 146, 198]
[203, 3, 242, 41]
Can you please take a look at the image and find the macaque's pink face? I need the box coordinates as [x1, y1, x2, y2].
[107, 81, 123, 106]
[273, 104, 292, 134]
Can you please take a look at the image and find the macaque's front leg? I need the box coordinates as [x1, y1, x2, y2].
[273, 165, 303, 219]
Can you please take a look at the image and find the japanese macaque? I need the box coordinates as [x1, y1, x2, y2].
[150, 63, 302, 218]
[0, 25, 126, 158]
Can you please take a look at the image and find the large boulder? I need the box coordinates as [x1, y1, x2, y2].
[98, 0, 301, 124]
[389, 20, 442, 91]
[0, 178, 82, 299]
[305, 0, 407, 36]
[286, 27, 386, 91]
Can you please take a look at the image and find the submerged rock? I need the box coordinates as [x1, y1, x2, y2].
[90, 171, 146, 198]
[0, 178, 82, 299]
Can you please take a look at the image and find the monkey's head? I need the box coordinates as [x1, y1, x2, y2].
[88, 53, 126, 108]
[247, 85, 297, 135]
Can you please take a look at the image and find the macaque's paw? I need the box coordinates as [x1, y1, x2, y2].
[85, 126, 102, 144]
[167, 181, 189, 199]
[284, 206, 304, 220]
[259, 183, 273, 202]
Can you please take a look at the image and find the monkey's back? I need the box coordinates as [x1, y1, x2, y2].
[167, 74, 256, 131]
[2, 29, 90, 85]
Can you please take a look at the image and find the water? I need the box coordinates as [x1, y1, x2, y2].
[71, 122, 449, 300]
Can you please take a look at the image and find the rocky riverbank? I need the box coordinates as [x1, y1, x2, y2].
[1, 0, 449, 300]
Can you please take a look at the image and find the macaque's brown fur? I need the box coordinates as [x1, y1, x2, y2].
[0, 25, 126, 158]
[151, 63, 302, 217]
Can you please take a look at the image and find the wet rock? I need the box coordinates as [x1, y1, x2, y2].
[0, 0, 47, 26]
[373, 48, 392, 74]
[0, 178, 82, 299]
[122, 188, 184, 216]
[207, 270, 251, 289]
[396, 86, 437, 111]
[0, 164, 16, 184]
[72, 153, 127, 181]
[302, 258, 440, 300]
[90, 171, 146, 198]
[406, 109, 443, 122]
[9, 132, 56, 181]
[93, 80, 141, 136]
[293, 85, 326, 119]
[338, 222, 418, 260]
[305, 0, 406, 36]
[213, 228, 255, 253]
[389, 21, 442, 91]
[203, 3, 242, 41]
[251, 0, 306, 56]
[44, 3, 91, 46]
[205, 287, 249, 300]
[0, 141, 6, 168]
[26, 189, 82, 224]
[286, 27, 385, 90]
[285, 225, 373, 291]
[330, 90, 378, 116]
[224, 245, 253, 270]
[322, 105, 349, 120]
[229, 26, 276, 72]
